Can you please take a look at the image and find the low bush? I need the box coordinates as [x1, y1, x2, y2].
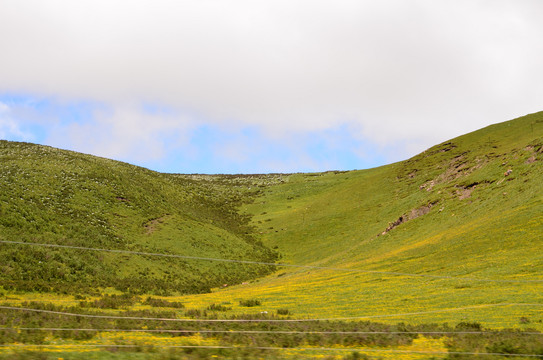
[143, 296, 185, 308]
[239, 299, 261, 307]
[79, 293, 139, 309]
[207, 303, 232, 311]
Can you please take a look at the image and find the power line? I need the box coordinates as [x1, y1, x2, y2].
[2, 303, 542, 322]
[1, 239, 542, 284]
[2, 237, 541, 355]
[1, 344, 543, 357]
[2, 327, 542, 336]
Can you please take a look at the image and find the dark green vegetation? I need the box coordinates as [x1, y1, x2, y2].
[0, 141, 279, 294]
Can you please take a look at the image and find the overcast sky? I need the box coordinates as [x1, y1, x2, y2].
[1, 0, 542, 173]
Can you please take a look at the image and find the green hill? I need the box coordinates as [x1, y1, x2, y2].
[1, 112, 543, 359]
[249, 111, 543, 277]
[0, 141, 279, 294]
[1, 112, 543, 305]
[178, 111, 543, 327]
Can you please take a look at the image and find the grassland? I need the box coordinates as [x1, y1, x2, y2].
[1, 112, 543, 358]
[0, 141, 280, 295]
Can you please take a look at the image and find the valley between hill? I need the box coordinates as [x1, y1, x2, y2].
[1, 111, 543, 359]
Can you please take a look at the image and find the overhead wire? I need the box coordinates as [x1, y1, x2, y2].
[1, 303, 542, 322]
[1, 327, 542, 336]
[2, 238, 543, 355]
[0, 344, 543, 357]
[1, 239, 542, 284]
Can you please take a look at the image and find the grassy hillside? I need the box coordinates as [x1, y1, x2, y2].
[177, 111, 543, 327]
[0, 141, 279, 294]
[250, 111, 543, 275]
[1, 112, 543, 359]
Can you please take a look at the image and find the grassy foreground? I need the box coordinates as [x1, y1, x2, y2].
[1, 111, 543, 358]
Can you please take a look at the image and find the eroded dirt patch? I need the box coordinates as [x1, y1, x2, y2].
[144, 216, 167, 235]
[379, 203, 436, 236]
[419, 154, 487, 192]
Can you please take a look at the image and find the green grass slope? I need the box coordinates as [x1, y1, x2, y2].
[0, 141, 278, 294]
[1, 111, 543, 329]
[186, 111, 543, 328]
[1, 112, 543, 359]
[251, 111, 543, 276]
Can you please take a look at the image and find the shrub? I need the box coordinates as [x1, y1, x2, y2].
[239, 299, 261, 307]
[79, 293, 139, 309]
[185, 309, 204, 318]
[143, 297, 185, 309]
[455, 321, 482, 331]
[207, 303, 232, 311]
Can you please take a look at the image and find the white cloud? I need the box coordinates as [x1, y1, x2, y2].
[0, 101, 33, 140]
[0, 0, 542, 162]
[47, 103, 194, 162]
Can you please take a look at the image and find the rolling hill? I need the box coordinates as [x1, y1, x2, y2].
[0, 141, 279, 295]
[170, 111, 543, 329]
[1, 111, 543, 359]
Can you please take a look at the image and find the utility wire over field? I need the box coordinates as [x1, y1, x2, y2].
[1, 240, 542, 284]
[2, 327, 543, 336]
[2, 303, 543, 322]
[2, 113, 543, 359]
[1, 344, 543, 358]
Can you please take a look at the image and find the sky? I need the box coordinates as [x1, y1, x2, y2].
[1, 0, 542, 174]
